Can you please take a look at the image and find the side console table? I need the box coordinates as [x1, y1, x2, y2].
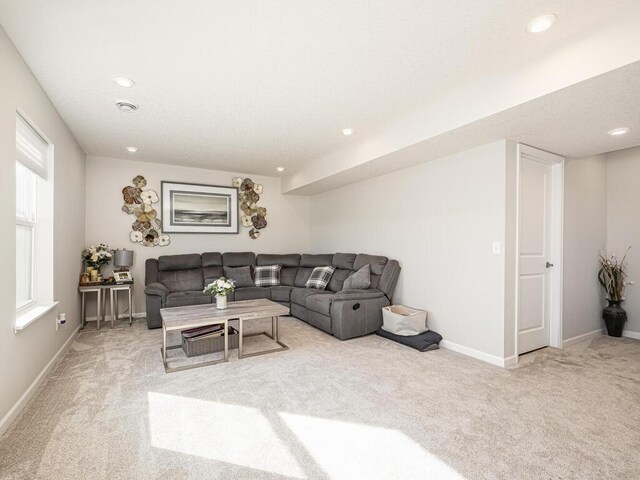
[79, 281, 134, 330]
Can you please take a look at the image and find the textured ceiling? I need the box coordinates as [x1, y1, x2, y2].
[284, 62, 640, 194]
[1, 0, 639, 179]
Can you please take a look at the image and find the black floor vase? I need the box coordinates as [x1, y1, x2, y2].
[602, 301, 627, 337]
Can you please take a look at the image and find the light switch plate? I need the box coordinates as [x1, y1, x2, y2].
[492, 241, 501, 255]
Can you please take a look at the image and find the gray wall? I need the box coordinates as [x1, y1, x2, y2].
[309, 141, 508, 362]
[0, 26, 86, 430]
[607, 146, 640, 337]
[562, 155, 608, 342]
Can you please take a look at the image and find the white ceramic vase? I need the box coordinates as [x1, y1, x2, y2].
[215, 294, 228, 310]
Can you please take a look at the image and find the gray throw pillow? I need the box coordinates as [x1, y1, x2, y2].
[342, 264, 371, 290]
[223, 266, 254, 288]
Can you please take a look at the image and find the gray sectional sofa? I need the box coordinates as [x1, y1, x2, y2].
[145, 252, 401, 340]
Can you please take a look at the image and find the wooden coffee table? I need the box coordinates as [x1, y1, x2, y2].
[160, 299, 290, 372]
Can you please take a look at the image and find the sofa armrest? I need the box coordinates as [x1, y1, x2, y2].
[145, 282, 169, 300]
[333, 289, 385, 302]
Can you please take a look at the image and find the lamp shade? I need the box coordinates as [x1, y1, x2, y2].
[114, 249, 134, 268]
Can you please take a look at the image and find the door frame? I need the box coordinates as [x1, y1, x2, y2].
[514, 144, 564, 355]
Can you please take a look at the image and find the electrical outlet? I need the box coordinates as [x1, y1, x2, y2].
[56, 313, 66, 331]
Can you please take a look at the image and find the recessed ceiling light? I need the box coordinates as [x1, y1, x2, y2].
[116, 101, 138, 113]
[126, 146, 138, 153]
[608, 127, 630, 136]
[276, 167, 285, 172]
[113, 76, 135, 88]
[526, 14, 556, 33]
[342, 128, 354, 136]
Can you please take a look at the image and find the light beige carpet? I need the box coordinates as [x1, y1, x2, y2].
[1, 317, 639, 480]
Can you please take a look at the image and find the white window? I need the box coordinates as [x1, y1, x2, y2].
[15, 112, 55, 329]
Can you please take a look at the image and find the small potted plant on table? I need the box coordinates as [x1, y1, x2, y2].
[204, 277, 236, 310]
[598, 247, 633, 337]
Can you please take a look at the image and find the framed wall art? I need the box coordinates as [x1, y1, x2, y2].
[161, 181, 239, 234]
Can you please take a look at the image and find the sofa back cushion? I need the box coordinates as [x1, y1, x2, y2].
[158, 253, 202, 271]
[257, 254, 300, 286]
[222, 252, 256, 267]
[202, 252, 224, 286]
[158, 268, 204, 293]
[156, 254, 204, 292]
[224, 266, 255, 288]
[296, 254, 333, 287]
[327, 253, 357, 291]
[353, 254, 388, 289]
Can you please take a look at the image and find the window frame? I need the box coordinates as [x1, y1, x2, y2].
[14, 110, 54, 324]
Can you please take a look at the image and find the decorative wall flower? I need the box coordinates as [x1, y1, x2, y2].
[140, 189, 159, 205]
[234, 177, 267, 239]
[133, 175, 147, 188]
[240, 178, 254, 191]
[251, 214, 267, 229]
[121, 176, 170, 247]
[241, 215, 253, 227]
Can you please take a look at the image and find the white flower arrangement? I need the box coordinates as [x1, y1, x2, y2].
[203, 277, 236, 297]
[82, 244, 112, 269]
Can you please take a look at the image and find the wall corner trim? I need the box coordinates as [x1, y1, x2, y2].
[562, 329, 604, 348]
[0, 326, 80, 439]
[439, 340, 511, 367]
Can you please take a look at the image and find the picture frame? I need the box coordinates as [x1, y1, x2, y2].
[161, 181, 239, 234]
[114, 271, 132, 282]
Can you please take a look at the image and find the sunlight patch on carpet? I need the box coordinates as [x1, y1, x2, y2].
[148, 392, 305, 478]
[280, 412, 466, 480]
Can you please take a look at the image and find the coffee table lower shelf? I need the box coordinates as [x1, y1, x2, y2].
[160, 299, 290, 373]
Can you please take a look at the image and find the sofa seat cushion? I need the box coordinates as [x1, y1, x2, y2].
[306, 294, 334, 316]
[270, 286, 294, 302]
[234, 287, 270, 301]
[165, 291, 212, 308]
[291, 288, 333, 306]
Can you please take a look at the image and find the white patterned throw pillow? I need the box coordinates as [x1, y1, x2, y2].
[253, 265, 282, 287]
[305, 266, 336, 290]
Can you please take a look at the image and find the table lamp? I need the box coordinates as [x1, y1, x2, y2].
[113, 249, 134, 281]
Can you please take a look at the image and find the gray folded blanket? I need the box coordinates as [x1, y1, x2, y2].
[376, 328, 442, 352]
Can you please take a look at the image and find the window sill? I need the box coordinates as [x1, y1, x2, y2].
[14, 302, 59, 333]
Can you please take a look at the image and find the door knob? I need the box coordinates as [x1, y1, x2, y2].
[546, 262, 554, 268]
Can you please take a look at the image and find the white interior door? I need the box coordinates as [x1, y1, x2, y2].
[517, 147, 559, 354]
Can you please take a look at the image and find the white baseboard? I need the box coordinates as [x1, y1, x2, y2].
[622, 330, 640, 340]
[439, 340, 512, 367]
[0, 326, 80, 438]
[84, 312, 146, 322]
[562, 329, 604, 348]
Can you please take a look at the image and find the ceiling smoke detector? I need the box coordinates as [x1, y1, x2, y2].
[116, 101, 138, 113]
[342, 128, 354, 136]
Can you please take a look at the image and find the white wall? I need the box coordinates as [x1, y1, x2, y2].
[0, 27, 86, 429]
[309, 141, 508, 361]
[606, 146, 640, 337]
[85, 156, 310, 313]
[562, 155, 608, 342]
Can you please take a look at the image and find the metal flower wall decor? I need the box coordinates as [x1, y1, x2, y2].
[233, 177, 267, 239]
[121, 175, 171, 247]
